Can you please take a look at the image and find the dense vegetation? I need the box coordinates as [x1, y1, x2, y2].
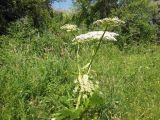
[0, 0, 62, 34]
[0, 0, 160, 119]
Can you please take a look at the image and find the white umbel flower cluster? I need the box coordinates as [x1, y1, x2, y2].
[60, 24, 79, 32]
[74, 74, 99, 97]
[93, 17, 125, 26]
[72, 31, 119, 43]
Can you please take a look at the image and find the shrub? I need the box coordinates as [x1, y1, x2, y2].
[112, 0, 157, 47]
[0, 0, 59, 34]
[7, 16, 38, 40]
[73, 0, 118, 27]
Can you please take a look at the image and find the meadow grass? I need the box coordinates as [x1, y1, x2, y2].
[0, 32, 160, 119]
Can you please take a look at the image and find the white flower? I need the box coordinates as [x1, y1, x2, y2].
[112, 17, 125, 24]
[72, 31, 119, 43]
[93, 17, 125, 26]
[82, 94, 88, 99]
[60, 24, 79, 32]
[78, 74, 99, 95]
[73, 86, 79, 93]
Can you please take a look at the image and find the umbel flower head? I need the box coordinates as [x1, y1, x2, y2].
[60, 24, 79, 32]
[72, 31, 119, 43]
[93, 17, 125, 26]
[74, 74, 99, 97]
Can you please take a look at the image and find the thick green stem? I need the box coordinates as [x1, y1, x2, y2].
[76, 43, 80, 74]
[75, 43, 81, 110]
[87, 27, 108, 74]
[76, 92, 82, 109]
[75, 27, 107, 109]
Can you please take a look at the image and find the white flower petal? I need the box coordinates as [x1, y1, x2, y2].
[93, 17, 125, 26]
[72, 31, 119, 43]
[60, 24, 79, 32]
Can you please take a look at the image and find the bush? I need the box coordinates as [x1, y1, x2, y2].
[73, 0, 118, 27]
[0, 0, 56, 34]
[112, 0, 157, 47]
[7, 16, 38, 40]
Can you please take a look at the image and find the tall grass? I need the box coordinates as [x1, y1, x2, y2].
[0, 16, 160, 119]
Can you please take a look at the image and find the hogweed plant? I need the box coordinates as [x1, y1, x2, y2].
[54, 18, 124, 119]
[60, 24, 79, 32]
[93, 17, 125, 28]
[72, 29, 119, 110]
[72, 31, 118, 43]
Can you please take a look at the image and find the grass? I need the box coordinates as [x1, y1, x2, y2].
[0, 17, 160, 120]
[0, 29, 160, 119]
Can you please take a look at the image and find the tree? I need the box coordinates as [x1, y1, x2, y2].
[73, 0, 118, 26]
[151, 0, 160, 41]
[112, 0, 157, 45]
[0, 0, 61, 34]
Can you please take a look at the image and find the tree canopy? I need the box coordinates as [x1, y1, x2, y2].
[0, 0, 62, 34]
[73, 0, 118, 26]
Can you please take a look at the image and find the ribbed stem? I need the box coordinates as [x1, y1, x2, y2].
[76, 93, 82, 109]
[87, 27, 108, 74]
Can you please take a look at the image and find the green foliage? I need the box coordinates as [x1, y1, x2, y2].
[0, 1, 160, 119]
[1, 31, 160, 119]
[112, 0, 157, 46]
[73, 0, 118, 26]
[0, 0, 60, 34]
[74, 0, 157, 46]
[7, 16, 38, 39]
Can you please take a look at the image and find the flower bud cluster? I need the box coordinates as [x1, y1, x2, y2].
[74, 74, 99, 98]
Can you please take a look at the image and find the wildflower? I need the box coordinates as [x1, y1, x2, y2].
[93, 17, 125, 26]
[72, 31, 119, 43]
[60, 24, 79, 32]
[73, 86, 79, 93]
[82, 94, 88, 99]
[74, 74, 98, 98]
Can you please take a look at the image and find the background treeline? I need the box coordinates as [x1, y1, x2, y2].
[0, 0, 159, 44]
[0, 0, 62, 34]
[74, 0, 159, 45]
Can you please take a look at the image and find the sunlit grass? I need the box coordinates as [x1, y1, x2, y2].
[1, 34, 160, 119]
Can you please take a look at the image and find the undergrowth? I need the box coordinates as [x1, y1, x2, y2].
[0, 16, 160, 120]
